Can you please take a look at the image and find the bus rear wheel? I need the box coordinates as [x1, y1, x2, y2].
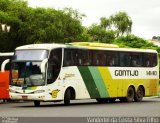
[34, 101, 40, 107]
[134, 86, 144, 102]
[64, 89, 71, 106]
[126, 87, 135, 102]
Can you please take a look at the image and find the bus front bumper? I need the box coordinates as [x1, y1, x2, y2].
[10, 92, 45, 101]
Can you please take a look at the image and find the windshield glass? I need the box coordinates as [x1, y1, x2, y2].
[13, 50, 48, 61]
[11, 62, 45, 86]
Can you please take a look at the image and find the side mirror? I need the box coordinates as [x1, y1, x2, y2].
[1, 59, 10, 72]
[41, 58, 48, 73]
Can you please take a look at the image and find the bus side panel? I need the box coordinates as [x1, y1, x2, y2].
[158, 82, 160, 96]
[78, 66, 119, 98]
[98, 67, 118, 98]
[122, 79, 158, 97]
[148, 79, 159, 96]
[0, 71, 10, 99]
[77, 66, 101, 99]
[108, 67, 159, 97]
[56, 66, 91, 100]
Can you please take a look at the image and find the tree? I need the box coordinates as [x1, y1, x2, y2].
[114, 34, 159, 49]
[0, 0, 87, 52]
[100, 17, 111, 29]
[87, 24, 115, 43]
[110, 12, 132, 37]
[89, 12, 133, 43]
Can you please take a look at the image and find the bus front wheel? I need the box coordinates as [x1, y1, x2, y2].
[34, 101, 40, 107]
[64, 89, 71, 106]
[134, 86, 144, 102]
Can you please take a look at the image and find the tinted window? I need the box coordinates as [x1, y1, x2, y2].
[106, 51, 119, 66]
[144, 53, 157, 67]
[47, 49, 62, 84]
[63, 49, 157, 68]
[120, 52, 131, 67]
[63, 49, 119, 67]
[120, 52, 143, 67]
[63, 49, 91, 66]
[130, 52, 143, 67]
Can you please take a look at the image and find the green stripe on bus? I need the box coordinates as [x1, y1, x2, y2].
[88, 67, 109, 98]
[78, 66, 100, 98]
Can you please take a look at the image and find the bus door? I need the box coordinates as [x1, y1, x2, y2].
[0, 71, 10, 99]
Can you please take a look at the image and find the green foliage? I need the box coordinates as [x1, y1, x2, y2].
[0, 0, 159, 57]
[0, 0, 86, 52]
[110, 12, 132, 37]
[87, 24, 116, 43]
[100, 17, 111, 29]
[87, 11, 132, 44]
[114, 34, 160, 52]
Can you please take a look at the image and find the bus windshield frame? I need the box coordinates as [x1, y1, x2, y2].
[11, 49, 49, 87]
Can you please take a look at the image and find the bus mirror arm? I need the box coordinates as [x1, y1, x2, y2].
[1, 59, 10, 72]
[41, 58, 48, 73]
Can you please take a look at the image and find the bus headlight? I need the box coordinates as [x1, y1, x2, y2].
[34, 90, 45, 94]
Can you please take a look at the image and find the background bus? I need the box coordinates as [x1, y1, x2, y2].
[7, 43, 159, 106]
[0, 52, 14, 101]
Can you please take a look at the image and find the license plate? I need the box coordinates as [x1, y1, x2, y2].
[22, 96, 28, 100]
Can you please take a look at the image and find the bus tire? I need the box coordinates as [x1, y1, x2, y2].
[34, 101, 40, 107]
[126, 86, 135, 102]
[134, 86, 144, 102]
[64, 89, 71, 106]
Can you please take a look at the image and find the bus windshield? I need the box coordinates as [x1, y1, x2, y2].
[11, 61, 45, 86]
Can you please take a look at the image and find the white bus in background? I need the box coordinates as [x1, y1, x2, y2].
[3, 43, 159, 106]
[0, 52, 14, 101]
[0, 53, 14, 70]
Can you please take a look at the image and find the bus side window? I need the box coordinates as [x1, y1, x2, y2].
[81, 50, 90, 66]
[120, 52, 130, 67]
[152, 54, 158, 67]
[130, 52, 143, 67]
[63, 49, 73, 66]
[77, 50, 82, 65]
[99, 51, 106, 66]
[144, 53, 157, 67]
[106, 52, 119, 67]
[72, 50, 80, 66]
[71, 49, 91, 66]
[92, 51, 99, 66]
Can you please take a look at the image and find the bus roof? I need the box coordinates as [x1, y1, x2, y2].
[15, 43, 157, 53]
[67, 42, 119, 48]
[0, 52, 14, 56]
[16, 43, 66, 50]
